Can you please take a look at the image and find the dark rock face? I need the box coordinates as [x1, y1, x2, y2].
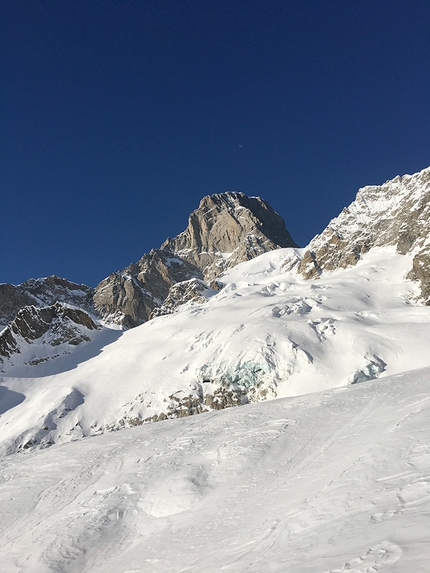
[0, 276, 94, 329]
[93, 250, 203, 328]
[297, 167, 430, 302]
[94, 192, 297, 327]
[407, 253, 430, 302]
[0, 302, 99, 364]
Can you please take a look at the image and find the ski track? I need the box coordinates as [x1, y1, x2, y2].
[0, 370, 429, 572]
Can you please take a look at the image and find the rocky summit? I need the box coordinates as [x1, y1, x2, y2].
[162, 192, 297, 281]
[93, 192, 297, 327]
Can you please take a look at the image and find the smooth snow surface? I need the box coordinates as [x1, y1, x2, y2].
[1, 368, 430, 572]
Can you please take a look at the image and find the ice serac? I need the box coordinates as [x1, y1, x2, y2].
[297, 166, 430, 301]
[94, 192, 297, 327]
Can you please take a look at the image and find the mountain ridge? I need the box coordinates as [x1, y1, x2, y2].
[0, 276, 94, 330]
[297, 166, 430, 303]
[3, 168, 430, 379]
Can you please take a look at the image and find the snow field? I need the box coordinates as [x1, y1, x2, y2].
[1, 367, 430, 571]
[1, 244, 430, 570]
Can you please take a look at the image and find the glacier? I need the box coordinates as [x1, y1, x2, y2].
[2, 171, 430, 570]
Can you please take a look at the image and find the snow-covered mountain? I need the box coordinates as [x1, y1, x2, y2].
[0, 276, 94, 330]
[1, 168, 430, 571]
[0, 191, 295, 341]
[0, 192, 294, 358]
[298, 166, 430, 299]
[2, 169, 430, 452]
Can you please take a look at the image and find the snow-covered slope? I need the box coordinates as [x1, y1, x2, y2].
[2, 168, 430, 571]
[1, 245, 429, 454]
[1, 366, 429, 572]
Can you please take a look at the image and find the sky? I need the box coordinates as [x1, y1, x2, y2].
[1, 0, 430, 287]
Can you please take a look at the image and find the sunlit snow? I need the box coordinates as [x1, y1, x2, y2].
[1, 246, 430, 571]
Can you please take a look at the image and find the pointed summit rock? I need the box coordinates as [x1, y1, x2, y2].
[94, 192, 297, 327]
[162, 192, 298, 281]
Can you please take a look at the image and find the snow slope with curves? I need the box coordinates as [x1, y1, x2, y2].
[1, 245, 430, 454]
[1, 244, 430, 571]
[1, 366, 430, 572]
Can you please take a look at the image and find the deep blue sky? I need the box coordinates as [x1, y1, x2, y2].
[2, 0, 430, 287]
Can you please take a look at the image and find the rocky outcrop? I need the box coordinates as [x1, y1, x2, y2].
[0, 276, 94, 329]
[97, 382, 268, 436]
[162, 192, 298, 280]
[94, 192, 297, 327]
[297, 167, 430, 302]
[407, 253, 430, 302]
[151, 278, 217, 318]
[0, 302, 99, 364]
[93, 250, 203, 328]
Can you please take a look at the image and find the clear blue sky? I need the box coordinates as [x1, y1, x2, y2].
[2, 0, 430, 287]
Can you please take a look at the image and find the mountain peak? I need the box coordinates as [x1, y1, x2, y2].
[0, 276, 94, 330]
[93, 191, 297, 327]
[161, 191, 297, 281]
